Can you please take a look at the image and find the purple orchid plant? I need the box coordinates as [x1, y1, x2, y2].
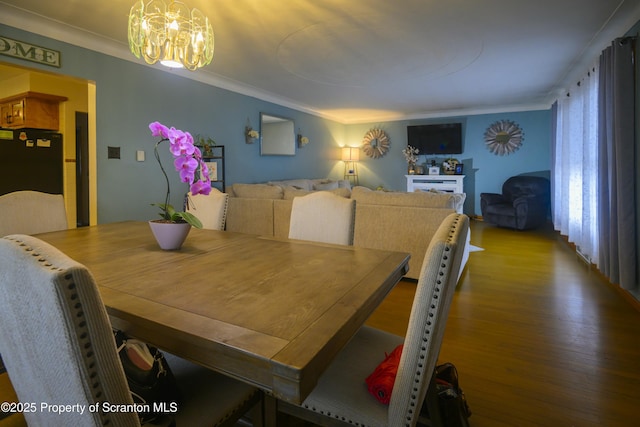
[149, 121, 212, 228]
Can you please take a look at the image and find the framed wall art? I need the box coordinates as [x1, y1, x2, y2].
[484, 120, 524, 156]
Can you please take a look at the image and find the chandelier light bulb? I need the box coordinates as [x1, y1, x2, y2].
[168, 20, 179, 35]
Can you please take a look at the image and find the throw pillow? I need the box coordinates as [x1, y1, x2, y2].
[283, 187, 312, 200]
[337, 179, 352, 190]
[268, 179, 313, 191]
[314, 181, 339, 191]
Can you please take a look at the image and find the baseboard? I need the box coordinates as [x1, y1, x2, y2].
[616, 286, 640, 312]
[558, 233, 640, 313]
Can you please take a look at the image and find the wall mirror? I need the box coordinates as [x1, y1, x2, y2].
[260, 113, 296, 156]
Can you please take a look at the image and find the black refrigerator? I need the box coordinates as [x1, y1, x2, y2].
[0, 128, 63, 196]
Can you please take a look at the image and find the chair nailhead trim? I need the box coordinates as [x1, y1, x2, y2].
[403, 214, 463, 425]
[5, 236, 117, 427]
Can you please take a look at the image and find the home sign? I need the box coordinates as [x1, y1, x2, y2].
[0, 35, 61, 68]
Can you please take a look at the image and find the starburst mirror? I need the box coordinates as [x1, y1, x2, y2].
[362, 128, 390, 158]
[484, 120, 523, 156]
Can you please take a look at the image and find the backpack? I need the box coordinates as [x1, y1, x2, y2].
[114, 330, 181, 425]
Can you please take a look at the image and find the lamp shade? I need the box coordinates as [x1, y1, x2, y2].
[341, 147, 360, 162]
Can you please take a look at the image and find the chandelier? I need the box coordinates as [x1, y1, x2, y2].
[128, 0, 214, 71]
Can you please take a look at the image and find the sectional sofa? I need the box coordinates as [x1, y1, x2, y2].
[224, 179, 468, 280]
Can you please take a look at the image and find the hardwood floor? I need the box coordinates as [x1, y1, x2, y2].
[3, 219, 638, 426]
[279, 219, 640, 426]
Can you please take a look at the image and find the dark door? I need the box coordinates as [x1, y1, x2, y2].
[75, 112, 89, 227]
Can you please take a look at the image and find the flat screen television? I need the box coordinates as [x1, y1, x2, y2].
[407, 123, 463, 155]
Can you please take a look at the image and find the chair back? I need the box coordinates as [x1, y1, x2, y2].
[388, 213, 469, 426]
[0, 235, 140, 427]
[0, 191, 68, 236]
[502, 175, 550, 203]
[288, 191, 356, 245]
[185, 188, 229, 230]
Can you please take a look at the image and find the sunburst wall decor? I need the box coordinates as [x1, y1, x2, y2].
[484, 120, 524, 156]
[362, 128, 390, 158]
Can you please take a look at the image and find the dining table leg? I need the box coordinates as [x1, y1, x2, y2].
[263, 394, 278, 427]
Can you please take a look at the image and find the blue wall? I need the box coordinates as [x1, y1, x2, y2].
[1, 23, 551, 221]
[348, 110, 551, 214]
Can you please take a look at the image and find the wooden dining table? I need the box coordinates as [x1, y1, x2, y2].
[35, 221, 410, 405]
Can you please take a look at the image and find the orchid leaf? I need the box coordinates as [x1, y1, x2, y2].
[150, 203, 202, 228]
[176, 211, 203, 229]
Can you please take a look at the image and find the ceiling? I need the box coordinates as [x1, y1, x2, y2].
[1, 0, 639, 124]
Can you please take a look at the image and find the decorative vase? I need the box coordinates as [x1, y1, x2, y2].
[148, 220, 192, 250]
[408, 163, 416, 175]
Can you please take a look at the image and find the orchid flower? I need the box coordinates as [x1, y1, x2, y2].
[149, 121, 212, 228]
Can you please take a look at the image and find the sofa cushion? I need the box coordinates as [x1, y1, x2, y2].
[283, 187, 352, 200]
[337, 180, 352, 189]
[225, 198, 275, 235]
[351, 186, 459, 210]
[314, 181, 339, 191]
[232, 183, 284, 199]
[353, 204, 456, 280]
[267, 179, 314, 191]
[310, 178, 352, 189]
[267, 179, 351, 192]
[421, 189, 466, 213]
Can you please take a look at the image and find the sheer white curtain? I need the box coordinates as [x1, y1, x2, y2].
[553, 37, 637, 294]
[552, 65, 600, 262]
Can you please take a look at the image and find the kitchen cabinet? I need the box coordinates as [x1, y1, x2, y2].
[0, 92, 67, 130]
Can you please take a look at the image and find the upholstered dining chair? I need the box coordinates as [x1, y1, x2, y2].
[0, 234, 262, 427]
[288, 191, 356, 245]
[277, 213, 469, 427]
[0, 190, 69, 394]
[185, 188, 230, 230]
[0, 190, 68, 236]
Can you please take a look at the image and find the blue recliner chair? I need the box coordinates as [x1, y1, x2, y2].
[480, 176, 551, 230]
